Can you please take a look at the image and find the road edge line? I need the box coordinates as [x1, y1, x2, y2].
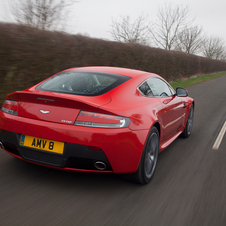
[212, 121, 226, 150]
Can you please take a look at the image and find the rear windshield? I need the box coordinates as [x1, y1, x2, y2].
[36, 71, 131, 96]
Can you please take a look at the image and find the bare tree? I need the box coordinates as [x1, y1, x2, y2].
[110, 15, 150, 45]
[150, 3, 191, 50]
[11, 0, 77, 30]
[202, 36, 226, 60]
[175, 26, 204, 54]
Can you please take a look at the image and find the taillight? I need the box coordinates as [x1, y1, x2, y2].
[1, 100, 19, 116]
[75, 111, 130, 128]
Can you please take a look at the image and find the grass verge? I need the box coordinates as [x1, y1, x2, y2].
[169, 72, 226, 90]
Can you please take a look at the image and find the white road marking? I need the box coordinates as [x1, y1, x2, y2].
[212, 121, 226, 150]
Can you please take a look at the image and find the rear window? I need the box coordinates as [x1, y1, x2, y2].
[36, 71, 131, 96]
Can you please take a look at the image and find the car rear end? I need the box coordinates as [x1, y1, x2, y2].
[0, 69, 147, 173]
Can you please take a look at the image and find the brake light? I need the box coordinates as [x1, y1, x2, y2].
[75, 111, 130, 128]
[1, 100, 19, 116]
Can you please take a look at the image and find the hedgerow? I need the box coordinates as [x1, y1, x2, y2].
[1, 22, 226, 102]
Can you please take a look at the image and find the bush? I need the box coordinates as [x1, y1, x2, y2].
[0, 22, 226, 103]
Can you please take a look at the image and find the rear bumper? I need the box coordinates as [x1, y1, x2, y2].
[0, 112, 148, 173]
[0, 130, 112, 172]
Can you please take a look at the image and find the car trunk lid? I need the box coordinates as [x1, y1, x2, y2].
[7, 91, 111, 125]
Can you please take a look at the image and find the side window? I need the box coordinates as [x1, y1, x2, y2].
[138, 81, 154, 97]
[147, 77, 173, 97]
[169, 86, 176, 96]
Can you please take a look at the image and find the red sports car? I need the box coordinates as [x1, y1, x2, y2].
[0, 67, 194, 184]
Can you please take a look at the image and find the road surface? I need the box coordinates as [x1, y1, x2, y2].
[1, 75, 226, 226]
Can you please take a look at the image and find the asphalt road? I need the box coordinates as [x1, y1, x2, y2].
[1, 75, 226, 226]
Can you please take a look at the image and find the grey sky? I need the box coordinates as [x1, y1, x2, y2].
[0, 0, 226, 42]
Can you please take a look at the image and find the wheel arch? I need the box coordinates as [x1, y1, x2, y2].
[153, 121, 161, 138]
[191, 100, 195, 109]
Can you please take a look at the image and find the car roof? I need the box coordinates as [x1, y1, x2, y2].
[65, 66, 153, 78]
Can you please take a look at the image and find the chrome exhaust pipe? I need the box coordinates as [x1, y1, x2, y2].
[94, 161, 107, 170]
[0, 141, 4, 149]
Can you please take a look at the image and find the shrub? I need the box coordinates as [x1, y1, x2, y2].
[0, 22, 226, 103]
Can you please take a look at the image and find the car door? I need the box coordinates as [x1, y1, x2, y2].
[147, 77, 186, 140]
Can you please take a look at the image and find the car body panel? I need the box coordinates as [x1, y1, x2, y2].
[157, 96, 186, 140]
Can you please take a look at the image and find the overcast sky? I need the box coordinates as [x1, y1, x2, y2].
[0, 0, 226, 42]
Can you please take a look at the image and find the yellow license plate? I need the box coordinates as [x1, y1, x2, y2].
[20, 135, 64, 154]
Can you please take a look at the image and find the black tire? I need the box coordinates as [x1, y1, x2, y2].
[181, 104, 194, 138]
[124, 126, 159, 184]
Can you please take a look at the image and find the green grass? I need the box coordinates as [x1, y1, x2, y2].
[169, 72, 226, 90]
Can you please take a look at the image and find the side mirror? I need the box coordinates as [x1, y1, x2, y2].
[176, 87, 188, 97]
